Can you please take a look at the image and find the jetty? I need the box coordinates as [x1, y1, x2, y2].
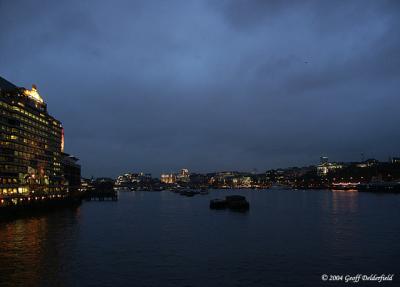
[83, 180, 118, 201]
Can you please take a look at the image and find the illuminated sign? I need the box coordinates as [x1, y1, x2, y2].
[61, 128, 65, 152]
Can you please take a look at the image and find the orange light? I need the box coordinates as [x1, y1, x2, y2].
[23, 85, 44, 103]
[61, 128, 65, 152]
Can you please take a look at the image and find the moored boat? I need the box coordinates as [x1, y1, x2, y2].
[210, 195, 250, 212]
[225, 195, 250, 211]
[210, 199, 227, 209]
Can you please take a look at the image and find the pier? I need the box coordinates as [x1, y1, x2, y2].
[83, 190, 118, 201]
[83, 180, 118, 201]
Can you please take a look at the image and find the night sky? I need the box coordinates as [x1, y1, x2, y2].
[1, 0, 399, 177]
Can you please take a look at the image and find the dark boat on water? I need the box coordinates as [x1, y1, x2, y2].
[180, 189, 200, 197]
[225, 195, 250, 211]
[210, 195, 249, 212]
[200, 187, 209, 195]
[210, 199, 227, 209]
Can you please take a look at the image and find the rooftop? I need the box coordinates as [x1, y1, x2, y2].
[0, 76, 44, 103]
[0, 76, 17, 91]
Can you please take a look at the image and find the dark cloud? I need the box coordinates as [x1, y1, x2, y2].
[1, 0, 399, 177]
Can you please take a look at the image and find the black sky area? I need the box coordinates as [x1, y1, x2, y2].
[1, 0, 399, 178]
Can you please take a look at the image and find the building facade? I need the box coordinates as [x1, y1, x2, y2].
[160, 173, 176, 184]
[61, 153, 81, 194]
[0, 76, 79, 200]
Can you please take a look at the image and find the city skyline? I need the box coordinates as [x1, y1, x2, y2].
[1, 0, 400, 177]
[116, 155, 400, 180]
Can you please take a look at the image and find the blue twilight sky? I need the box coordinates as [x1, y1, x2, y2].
[0, 0, 399, 177]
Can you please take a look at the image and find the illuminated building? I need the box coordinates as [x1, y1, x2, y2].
[357, 158, 379, 168]
[317, 165, 329, 176]
[177, 168, 190, 182]
[317, 156, 343, 176]
[161, 173, 176, 184]
[180, 168, 189, 177]
[160, 169, 189, 184]
[0, 76, 79, 200]
[115, 172, 153, 187]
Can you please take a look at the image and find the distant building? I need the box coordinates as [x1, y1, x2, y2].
[356, 159, 379, 168]
[80, 177, 94, 192]
[317, 157, 343, 176]
[392, 157, 400, 164]
[177, 168, 190, 182]
[138, 172, 152, 184]
[320, 156, 329, 164]
[234, 176, 252, 188]
[189, 173, 208, 187]
[160, 173, 176, 184]
[115, 172, 152, 186]
[115, 174, 130, 186]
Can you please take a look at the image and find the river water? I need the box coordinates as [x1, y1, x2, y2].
[0, 189, 399, 286]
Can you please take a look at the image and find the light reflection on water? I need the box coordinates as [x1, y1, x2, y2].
[0, 208, 80, 287]
[0, 190, 399, 287]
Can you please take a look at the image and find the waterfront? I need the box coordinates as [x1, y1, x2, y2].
[0, 189, 399, 287]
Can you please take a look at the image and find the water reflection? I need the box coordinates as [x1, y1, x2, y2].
[0, 208, 80, 287]
[321, 190, 362, 268]
[331, 190, 359, 214]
